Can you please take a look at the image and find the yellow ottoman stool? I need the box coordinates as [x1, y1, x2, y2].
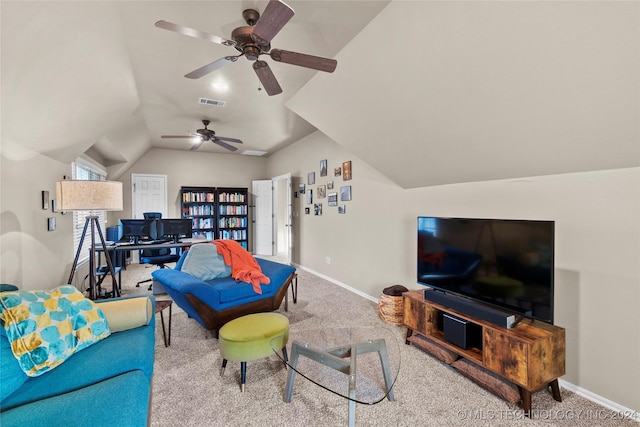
[219, 312, 289, 392]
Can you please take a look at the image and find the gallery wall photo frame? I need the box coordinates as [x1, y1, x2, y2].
[318, 185, 326, 199]
[328, 192, 338, 207]
[42, 191, 49, 210]
[334, 167, 341, 177]
[340, 185, 352, 201]
[320, 159, 327, 177]
[342, 161, 352, 181]
[308, 172, 315, 185]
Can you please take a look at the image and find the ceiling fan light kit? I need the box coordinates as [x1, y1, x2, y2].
[155, 0, 337, 96]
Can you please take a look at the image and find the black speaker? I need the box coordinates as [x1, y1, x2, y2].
[443, 313, 482, 350]
[423, 288, 516, 328]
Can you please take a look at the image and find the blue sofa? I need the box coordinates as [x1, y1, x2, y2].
[0, 294, 155, 427]
[152, 244, 296, 338]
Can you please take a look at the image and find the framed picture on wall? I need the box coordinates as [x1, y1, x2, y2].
[340, 185, 352, 201]
[306, 189, 313, 205]
[328, 192, 338, 207]
[318, 185, 326, 199]
[334, 167, 341, 177]
[308, 172, 315, 185]
[327, 180, 334, 190]
[338, 205, 346, 214]
[342, 161, 352, 180]
[320, 159, 327, 177]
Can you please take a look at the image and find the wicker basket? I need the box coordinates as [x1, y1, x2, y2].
[378, 293, 405, 325]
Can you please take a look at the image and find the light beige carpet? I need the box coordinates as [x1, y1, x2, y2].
[118, 262, 636, 426]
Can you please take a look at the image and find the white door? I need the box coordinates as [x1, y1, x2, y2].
[252, 180, 273, 255]
[272, 173, 292, 263]
[132, 174, 168, 219]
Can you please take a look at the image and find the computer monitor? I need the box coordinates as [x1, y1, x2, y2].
[157, 218, 192, 243]
[120, 219, 157, 243]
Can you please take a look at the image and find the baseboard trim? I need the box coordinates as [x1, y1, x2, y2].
[293, 264, 378, 304]
[558, 379, 639, 422]
[294, 263, 639, 422]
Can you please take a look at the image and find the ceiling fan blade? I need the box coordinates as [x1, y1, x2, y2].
[155, 20, 235, 46]
[250, 0, 295, 46]
[269, 49, 337, 73]
[161, 135, 195, 138]
[212, 139, 239, 152]
[190, 138, 206, 151]
[185, 55, 240, 79]
[253, 60, 282, 96]
[215, 136, 243, 144]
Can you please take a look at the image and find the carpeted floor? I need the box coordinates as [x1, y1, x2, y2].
[118, 261, 637, 426]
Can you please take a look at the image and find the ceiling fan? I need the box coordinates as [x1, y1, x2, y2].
[161, 120, 243, 152]
[155, 0, 337, 96]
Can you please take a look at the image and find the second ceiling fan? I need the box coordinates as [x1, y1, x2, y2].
[155, 0, 337, 95]
[162, 120, 243, 152]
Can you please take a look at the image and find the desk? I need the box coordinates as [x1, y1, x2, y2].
[96, 238, 209, 296]
[271, 327, 400, 427]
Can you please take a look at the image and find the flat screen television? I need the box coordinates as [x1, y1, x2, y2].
[417, 216, 555, 324]
[120, 219, 157, 243]
[157, 218, 193, 243]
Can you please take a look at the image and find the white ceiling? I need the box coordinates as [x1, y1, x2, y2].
[2, 1, 638, 188]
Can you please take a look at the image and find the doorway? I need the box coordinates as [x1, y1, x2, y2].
[131, 174, 168, 218]
[253, 174, 292, 263]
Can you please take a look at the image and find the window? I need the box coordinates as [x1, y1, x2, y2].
[72, 158, 107, 265]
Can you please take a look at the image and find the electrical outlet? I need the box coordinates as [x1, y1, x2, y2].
[325, 256, 331, 264]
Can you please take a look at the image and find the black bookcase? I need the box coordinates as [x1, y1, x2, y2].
[180, 186, 249, 249]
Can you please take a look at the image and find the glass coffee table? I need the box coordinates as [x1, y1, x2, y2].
[271, 327, 400, 427]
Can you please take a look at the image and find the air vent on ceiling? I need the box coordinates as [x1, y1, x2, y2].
[241, 150, 268, 157]
[198, 97, 226, 107]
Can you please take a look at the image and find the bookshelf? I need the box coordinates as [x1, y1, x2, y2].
[180, 186, 249, 249]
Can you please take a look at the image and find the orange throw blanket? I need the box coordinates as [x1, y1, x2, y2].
[212, 240, 270, 294]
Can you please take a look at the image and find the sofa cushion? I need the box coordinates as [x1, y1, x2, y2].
[181, 243, 231, 281]
[0, 371, 150, 427]
[0, 334, 27, 401]
[0, 317, 155, 411]
[0, 286, 110, 377]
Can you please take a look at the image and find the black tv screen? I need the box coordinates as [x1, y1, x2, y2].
[417, 217, 555, 324]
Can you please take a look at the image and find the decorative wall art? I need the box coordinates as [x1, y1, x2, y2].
[306, 189, 313, 205]
[320, 159, 327, 177]
[317, 185, 326, 199]
[327, 180, 334, 190]
[342, 161, 352, 180]
[308, 172, 315, 185]
[338, 205, 346, 214]
[314, 203, 323, 215]
[305, 207, 310, 214]
[299, 183, 305, 194]
[340, 185, 352, 201]
[42, 191, 49, 210]
[334, 167, 341, 177]
[328, 192, 338, 207]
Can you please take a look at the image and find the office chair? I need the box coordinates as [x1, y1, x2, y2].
[136, 212, 180, 291]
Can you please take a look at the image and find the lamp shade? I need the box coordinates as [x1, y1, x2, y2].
[56, 180, 123, 211]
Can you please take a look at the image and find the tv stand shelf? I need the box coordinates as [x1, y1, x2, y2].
[403, 290, 565, 414]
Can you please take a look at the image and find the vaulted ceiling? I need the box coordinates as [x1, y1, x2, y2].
[2, 1, 638, 188]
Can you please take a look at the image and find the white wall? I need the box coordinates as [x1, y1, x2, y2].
[266, 130, 640, 413]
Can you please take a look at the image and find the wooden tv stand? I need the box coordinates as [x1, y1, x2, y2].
[403, 290, 565, 414]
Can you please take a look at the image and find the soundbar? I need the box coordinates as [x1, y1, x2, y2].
[423, 289, 516, 329]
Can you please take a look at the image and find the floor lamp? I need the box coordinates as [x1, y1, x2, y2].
[56, 180, 123, 300]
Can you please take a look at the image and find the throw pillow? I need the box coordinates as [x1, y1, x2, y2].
[0, 285, 111, 377]
[97, 297, 152, 332]
[180, 243, 231, 281]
